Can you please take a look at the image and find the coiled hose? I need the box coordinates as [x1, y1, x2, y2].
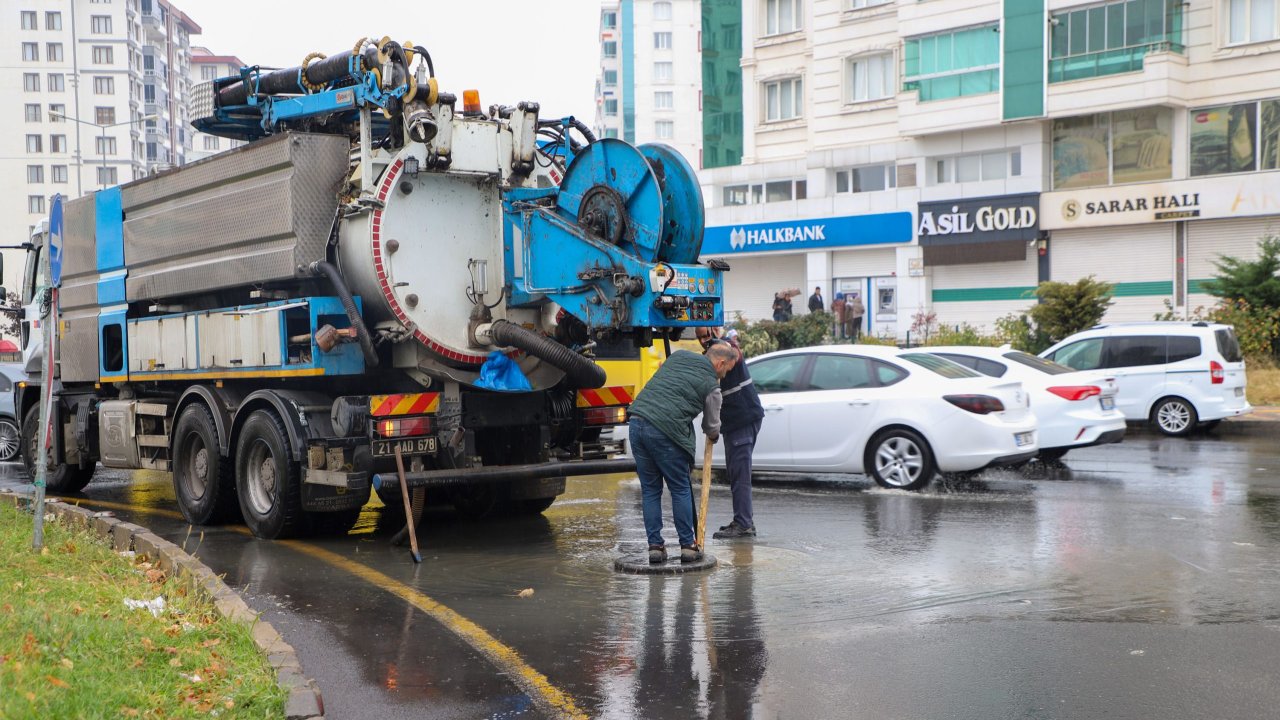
[309, 261, 379, 368]
[489, 319, 606, 389]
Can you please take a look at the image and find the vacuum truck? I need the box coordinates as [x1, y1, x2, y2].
[16, 37, 724, 538]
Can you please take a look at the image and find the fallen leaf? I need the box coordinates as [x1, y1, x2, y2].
[145, 569, 166, 584]
[169, 658, 182, 667]
[60, 658, 73, 669]
[200, 639, 221, 648]
[46, 675, 69, 688]
[24, 692, 35, 702]
[121, 708, 140, 717]
[516, 588, 535, 598]
[21, 632, 36, 655]
[224, 700, 235, 709]
[141, 637, 155, 652]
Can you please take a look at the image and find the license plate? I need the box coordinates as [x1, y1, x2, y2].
[1100, 396, 1116, 411]
[1235, 387, 1244, 397]
[1015, 432, 1034, 447]
[372, 436, 438, 458]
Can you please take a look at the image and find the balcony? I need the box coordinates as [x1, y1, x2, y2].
[1045, 49, 1189, 117]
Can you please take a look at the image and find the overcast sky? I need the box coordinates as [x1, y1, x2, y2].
[176, 0, 601, 120]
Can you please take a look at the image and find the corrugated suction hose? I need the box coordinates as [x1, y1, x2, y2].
[310, 261, 379, 368]
[489, 319, 606, 389]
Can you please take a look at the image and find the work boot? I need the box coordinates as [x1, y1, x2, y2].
[713, 522, 757, 540]
[680, 545, 703, 563]
[648, 545, 667, 564]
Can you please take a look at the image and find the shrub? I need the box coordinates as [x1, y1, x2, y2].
[1027, 276, 1114, 344]
[736, 326, 778, 358]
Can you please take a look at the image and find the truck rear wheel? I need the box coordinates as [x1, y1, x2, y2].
[22, 407, 94, 493]
[235, 409, 304, 539]
[173, 403, 239, 525]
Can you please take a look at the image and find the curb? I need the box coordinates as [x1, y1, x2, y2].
[1, 489, 325, 720]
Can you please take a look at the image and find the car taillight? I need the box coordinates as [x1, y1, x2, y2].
[1210, 360, 1224, 385]
[1046, 385, 1101, 401]
[376, 416, 433, 438]
[943, 394, 1004, 415]
[583, 406, 627, 426]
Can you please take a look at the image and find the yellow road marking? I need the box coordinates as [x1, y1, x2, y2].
[64, 497, 587, 720]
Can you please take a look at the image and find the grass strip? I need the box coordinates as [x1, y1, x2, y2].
[1247, 366, 1280, 406]
[0, 502, 286, 718]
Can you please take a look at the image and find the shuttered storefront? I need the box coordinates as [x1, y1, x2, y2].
[832, 247, 898, 278]
[1051, 224, 1174, 322]
[718, 254, 806, 322]
[1187, 217, 1278, 311]
[929, 254, 1039, 331]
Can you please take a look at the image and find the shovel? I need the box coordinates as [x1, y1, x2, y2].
[695, 436, 714, 550]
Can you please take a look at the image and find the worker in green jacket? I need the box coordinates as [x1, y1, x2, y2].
[628, 344, 738, 564]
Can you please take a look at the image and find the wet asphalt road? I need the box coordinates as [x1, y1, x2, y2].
[7, 429, 1280, 719]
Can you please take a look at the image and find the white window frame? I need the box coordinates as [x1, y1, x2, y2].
[50, 134, 66, 153]
[203, 135, 219, 151]
[835, 164, 897, 193]
[91, 15, 112, 34]
[26, 135, 42, 153]
[51, 165, 68, 183]
[602, 40, 618, 58]
[48, 74, 65, 92]
[49, 104, 65, 122]
[655, 120, 675, 139]
[46, 11, 63, 30]
[654, 31, 673, 50]
[654, 91, 674, 110]
[94, 76, 115, 94]
[29, 196, 46, 214]
[1226, 0, 1279, 44]
[23, 73, 40, 92]
[46, 43, 64, 62]
[603, 69, 618, 86]
[602, 11, 618, 28]
[653, 61, 674, 83]
[763, 76, 804, 122]
[604, 98, 619, 115]
[931, 150, 1021, 185]
[27, 165, 45, 184]
[97, 167, 117, 186]
[765, 0, 803, 36]
[21, 11, 37, 30]
[848, 0, 891, 9]
[97, 136, 117, 156]
[22, 43, 39, 62]
[654, 1, 673, 21]
[93, 46, 114, 64]
[24, 104, 41, 122]
[845, 52, 895, 104]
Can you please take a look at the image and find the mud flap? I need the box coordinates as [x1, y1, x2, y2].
[301, 470, 370, 512]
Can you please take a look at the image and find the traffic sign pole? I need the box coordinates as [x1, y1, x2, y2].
[32, 194, 64, 551]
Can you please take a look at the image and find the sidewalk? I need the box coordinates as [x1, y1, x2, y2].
[1217, 404, 1278, 435]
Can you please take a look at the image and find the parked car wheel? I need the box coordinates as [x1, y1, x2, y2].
[0, 417, 20, 462]
[866, 428, 936, 491]
[1151, 396, 1197, 437]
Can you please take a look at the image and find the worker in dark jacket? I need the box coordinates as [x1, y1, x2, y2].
[697, 328, 766, 539]
[629, 345, 738, 564]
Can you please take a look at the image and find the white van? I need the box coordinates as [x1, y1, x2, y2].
[1039, 322, 1251, 436]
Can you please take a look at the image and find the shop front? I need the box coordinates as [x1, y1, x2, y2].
[918, 193, 1042, 331]
[702, 211, 914, 334]
[1040, 173, 1280, 321]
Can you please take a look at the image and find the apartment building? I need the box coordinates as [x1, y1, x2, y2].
[689, 0, 1280, 338]
[4, 0, 199, 263]
[594, 0, 705, 168]
[187, 45, 244, 161]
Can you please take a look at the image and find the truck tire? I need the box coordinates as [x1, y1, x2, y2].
[235, 409, 305, 539]
[172, 403, 239, 525]
[22, 407, 94, 493]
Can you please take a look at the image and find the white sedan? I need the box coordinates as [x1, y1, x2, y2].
[696, 345, 1038, 490]
[925, 346, 1126, 461]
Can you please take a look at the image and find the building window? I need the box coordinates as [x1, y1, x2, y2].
[903, 25, 999, 101]
[51, 165, 68, 183]
[1190, 100, 1280, 175]
[653, 61, 673, 82]
[934, 150, 1023, 184]
[1049, 0, 1185, 83]
[29, 196, 46, 215]
[655, 32, 673, 49]
[763, 76, 803, 121]
[200, 65, 217, 80]
[654, 91, 674, 110]
[46, 11, 62, 30]
[98, 167, 118, 186]
[1052, 107, 1173, 188]
[836, 164, 897, 193]
[846, 53, 894, 103]
[22, 43, 39, 62]
[46, 43, 63, 62]
[48, 74, 64, 92]
[765, 0, 802, 35]
[848, 0, 890, 8]
[50, 135, 66, 153]
[1227, 0, 1279, 44]
[604, 98, 618, 115]
[26, 135, 42, 153]
[604, 128, 620, 139]
[24, 104, 41, 122]
[655, 120, 674, 139]
[602, 40, 617, 58]
[203, 136, 219, 151]
[602, 11, 617, 28]
[49, 104, 65, 121]
[97, 136, 118, 155]
[21, 11, 37, 30]
[93, 46, 114, 64]
[27, 166, 45, 184]
[91, 15, 113, 34]
[95, 106, 116, 125]
[654, 1, 673, 21]
[94, 76, 115, 94]
[603, 69, 618, 86]
[766, 179, 806, 202]
[23, 73, 40, 92]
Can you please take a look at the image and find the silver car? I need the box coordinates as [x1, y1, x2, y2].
[0, 364, 25, 462]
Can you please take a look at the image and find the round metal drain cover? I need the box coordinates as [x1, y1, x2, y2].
[614, 552, 718, 575]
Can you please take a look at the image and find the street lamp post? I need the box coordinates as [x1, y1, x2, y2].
[49, 111, 158, 189]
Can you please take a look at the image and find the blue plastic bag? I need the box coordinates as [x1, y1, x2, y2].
[475, 350, 532, 391]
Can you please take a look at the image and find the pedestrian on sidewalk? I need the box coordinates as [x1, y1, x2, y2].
[846, 291, 865, 340]
[629, 344, 738, 564]
[808, 286, 825, 313]
[696, 327, 765, 540]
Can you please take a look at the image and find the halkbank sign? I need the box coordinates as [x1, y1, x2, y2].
[702, 212, 912, 255]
